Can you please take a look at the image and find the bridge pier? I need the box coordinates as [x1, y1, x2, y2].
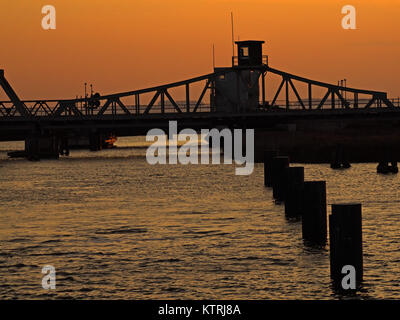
[59, 137, 70, 156]
[25, 134, 60, 160]
[377, 161, 398, 174]
[330, 145, 351, 169]
[253, 123, 400, 165]
[7, 132, 115, 160]
[89, 133, 103, 151]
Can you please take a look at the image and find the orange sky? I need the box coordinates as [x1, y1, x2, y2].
[0, 0, 399, 100]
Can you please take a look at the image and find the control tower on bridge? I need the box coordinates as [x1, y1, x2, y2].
[212, 40, 267, 113]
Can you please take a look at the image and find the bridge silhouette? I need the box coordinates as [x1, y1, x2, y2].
[0, 63, 397, 118]
[1, 40, 399, 162]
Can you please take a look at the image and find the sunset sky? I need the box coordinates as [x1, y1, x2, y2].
[1, 0, 399, 100]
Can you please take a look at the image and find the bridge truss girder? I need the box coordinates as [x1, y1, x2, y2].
[0, 65, 397, 119]
[264, 66, 395, 110]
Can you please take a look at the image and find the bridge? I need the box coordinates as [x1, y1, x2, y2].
[1, 40, 400, 163]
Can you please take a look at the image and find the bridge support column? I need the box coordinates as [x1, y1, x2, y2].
[89, 133, 103, 151]
[376, 147, 398, 174]
[331, 145, 351, 169]
[25, 135, 60, 161]
[377, 161, 398, 174]
[391, 161, 399, 173]
[59, 137, 70, 156]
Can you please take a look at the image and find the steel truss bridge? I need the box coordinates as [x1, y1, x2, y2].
[0, 63, 398, 122]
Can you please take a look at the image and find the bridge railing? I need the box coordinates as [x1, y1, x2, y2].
[1, 97, 398, 118]
[262, 98, 400, 110]
[0, 70, 220, 118]
[69, 100, 211, 116]
[232, 55, 268, 67]
[389, 97, 400, 107]
[0, 100, 213, 118]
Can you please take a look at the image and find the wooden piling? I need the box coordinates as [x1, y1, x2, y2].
[329, 203, 363, 290]
[301, 181, 327, 244]
[263, 150, 277, 187]
[271, 156, 289, 201]
[284, 167, 304, 217]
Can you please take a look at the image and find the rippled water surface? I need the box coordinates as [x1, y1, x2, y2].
[0, 138, 400, 299]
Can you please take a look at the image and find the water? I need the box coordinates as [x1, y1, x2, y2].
[0, 138, 400, 299]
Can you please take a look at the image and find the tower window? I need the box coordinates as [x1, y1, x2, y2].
[241, 47, 249, 57]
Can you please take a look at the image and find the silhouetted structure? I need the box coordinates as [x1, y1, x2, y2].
[0, 40, 399, 161]
[330, 203, 363, 291]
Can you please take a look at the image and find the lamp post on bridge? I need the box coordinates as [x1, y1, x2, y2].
[338, 79, 348, 108]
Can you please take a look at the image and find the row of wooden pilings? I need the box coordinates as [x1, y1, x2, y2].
[264, 151, 363, 293]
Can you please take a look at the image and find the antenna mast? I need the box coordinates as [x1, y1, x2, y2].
[212, 44, 216, 69]
[231, 12, 235, 57]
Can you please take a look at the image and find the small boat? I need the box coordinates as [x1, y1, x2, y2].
[103, 134, 117, 149]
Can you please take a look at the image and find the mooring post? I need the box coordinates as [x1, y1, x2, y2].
[271, 156, 289, 201]
[302, 181, 327, 244]
[329, 203, 363, 291]
[264, 150, 277, 187]
[284, 167, 304, 218]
